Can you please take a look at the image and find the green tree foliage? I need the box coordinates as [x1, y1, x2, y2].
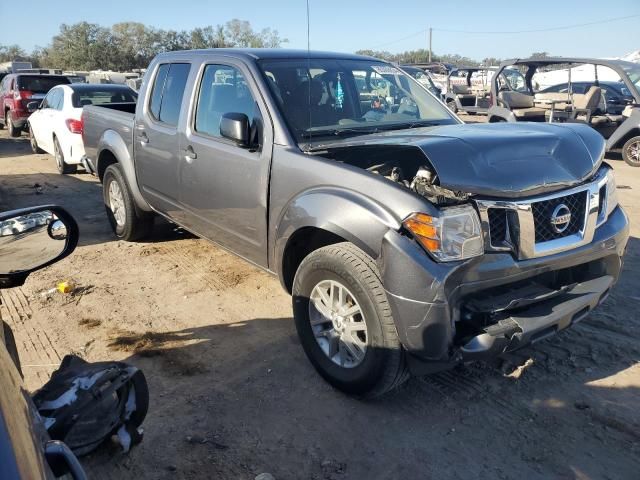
[355, 48, 480, 66]
[1, 19, 287, 71]
[0, 44, 28, 62]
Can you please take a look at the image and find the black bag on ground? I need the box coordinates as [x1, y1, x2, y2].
[32, 354, 149, 456]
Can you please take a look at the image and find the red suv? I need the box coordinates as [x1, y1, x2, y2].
[0, 74, 70, 137]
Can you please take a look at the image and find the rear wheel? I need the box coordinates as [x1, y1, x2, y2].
[6, 111, 20, 137]
[622, 136, 640, 167]
[103, 163, 153, 241]
[54, 137, 76, 174]
[292, 242, 408, 397]
[28, 124, 44, 153]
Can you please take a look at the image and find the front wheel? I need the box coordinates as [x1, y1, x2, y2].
[622, 136, 640, 167]
[292, 242, 408, 397]
[53, 137, 77, 174]
[28, 124, 44, 153]
[103, 163, 153, 241]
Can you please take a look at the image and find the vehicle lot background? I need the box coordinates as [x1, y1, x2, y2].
[1, 118, 639, 479]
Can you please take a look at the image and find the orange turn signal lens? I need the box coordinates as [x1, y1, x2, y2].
[403, 213, 440, 252]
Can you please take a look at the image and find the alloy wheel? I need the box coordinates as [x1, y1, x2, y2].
[108, 180, 126, 227]
[628, 140, 640, 165]
[309, 279, 368, 368]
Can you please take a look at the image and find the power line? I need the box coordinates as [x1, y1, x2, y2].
[366, 13, 640, 50]
[434, 13, 640, 34]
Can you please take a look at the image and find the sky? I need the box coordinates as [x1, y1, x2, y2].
[1, 0, 639, 61]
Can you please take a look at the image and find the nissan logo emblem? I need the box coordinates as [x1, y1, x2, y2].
[550, 204, 572, 233]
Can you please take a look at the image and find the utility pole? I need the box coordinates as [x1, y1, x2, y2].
[428, 27, 432, 63]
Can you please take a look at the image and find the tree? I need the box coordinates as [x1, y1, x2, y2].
[0, 44, 28, 62]
[5, 20, 286, 71]
[530, 51, 550, 59]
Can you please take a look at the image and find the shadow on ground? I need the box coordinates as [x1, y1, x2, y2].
[79, 238, 640, 479]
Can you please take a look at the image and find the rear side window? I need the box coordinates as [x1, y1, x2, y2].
[17, 75, 70, 94]
[148, 63, 190, 126]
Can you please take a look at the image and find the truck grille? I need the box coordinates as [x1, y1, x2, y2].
[530, 191, 587, 242]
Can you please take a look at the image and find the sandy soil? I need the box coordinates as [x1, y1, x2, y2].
[1, 124, 639, 480]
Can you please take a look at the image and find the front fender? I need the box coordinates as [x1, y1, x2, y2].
[272, 187, 402, 281]
[605, 109, 640, 151]
[97, 130, 151, 212]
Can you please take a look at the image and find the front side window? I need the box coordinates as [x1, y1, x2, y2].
[259, 58, 456, 143]
[148, 63, 190, 126]
[42, 89, 61, 109]
[195, 64, 257, 138]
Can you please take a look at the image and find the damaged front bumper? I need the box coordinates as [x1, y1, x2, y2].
[378, 205, 629, 375]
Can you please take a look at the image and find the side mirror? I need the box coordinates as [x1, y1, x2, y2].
[220, 112, 250, 147]
[27, 100, 41, 113]
[0, 206, 78, 289]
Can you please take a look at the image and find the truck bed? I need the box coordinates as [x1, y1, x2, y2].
[82, 102, 136, 167]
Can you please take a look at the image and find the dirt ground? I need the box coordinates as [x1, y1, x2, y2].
[1, 119, 639, 480]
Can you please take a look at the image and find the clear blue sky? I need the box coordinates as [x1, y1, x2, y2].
[1, 0, 639, 60]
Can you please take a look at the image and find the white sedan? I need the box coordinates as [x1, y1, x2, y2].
[27, 84, 137, 174]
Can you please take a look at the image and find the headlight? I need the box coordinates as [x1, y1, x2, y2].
[403, 205, 484, 262]
[605, 167, 618, 218]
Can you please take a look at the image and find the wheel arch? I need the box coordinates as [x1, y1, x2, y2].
[273, 188, 400, 293]
[96, 130, 152, 212]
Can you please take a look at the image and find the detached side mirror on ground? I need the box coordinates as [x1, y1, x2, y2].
[220, 112, 250, 147]
[0, 206, 78, 289]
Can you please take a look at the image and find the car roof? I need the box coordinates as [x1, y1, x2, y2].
[155, 48, 380, 62]
[66, 83, 135, 92]
[502, 57, 637, 69]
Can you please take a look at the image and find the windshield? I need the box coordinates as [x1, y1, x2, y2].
[259, 58, 457, 143]
[17, 75, 70, 93]
[620, 63, 640, 98]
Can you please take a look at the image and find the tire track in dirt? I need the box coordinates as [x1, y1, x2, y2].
[1, 288, 61, 387]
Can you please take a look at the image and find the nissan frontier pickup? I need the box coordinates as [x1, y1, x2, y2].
[81, 49, 629, 397]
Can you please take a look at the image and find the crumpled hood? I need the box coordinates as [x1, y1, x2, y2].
[314, 122, 605, 198]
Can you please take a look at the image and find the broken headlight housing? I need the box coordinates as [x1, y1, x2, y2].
[403, 205, 484, 262]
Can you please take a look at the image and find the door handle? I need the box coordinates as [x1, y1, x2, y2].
[138, 131, 149, 145]
[183, 145, 197, 163]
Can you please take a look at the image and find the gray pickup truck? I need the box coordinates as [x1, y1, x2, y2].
[82, 49, 629, 397]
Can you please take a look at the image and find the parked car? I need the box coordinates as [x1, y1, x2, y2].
[399, 65, 442, 98]
[0, 205, 85, 480]
[82, 49, 629, 397]
[488, 57, 640, 166]
[0, 216, 37, 236]
[538, 81, 634, 115]
[0, 74, 71, 137]
[28, 83, 137, 174]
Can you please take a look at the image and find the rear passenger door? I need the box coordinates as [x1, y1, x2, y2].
[179, 60, 273, 267]
[135, 62, 192, 219]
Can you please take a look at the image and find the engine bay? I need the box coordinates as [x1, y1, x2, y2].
[318, 144, 471, 205]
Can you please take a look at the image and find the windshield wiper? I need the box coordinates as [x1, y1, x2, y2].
[299, 127, 381, 139]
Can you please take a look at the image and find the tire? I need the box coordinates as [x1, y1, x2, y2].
[292, 242, 408, 397]
[446, 99, 458, 113]
[622, 135, 640, 167]
[53, 136, 77, 174]
[28, 124, 44, 153]
[6, 111, 20, 137]
[0, 111, 4, 129]
[103, 163, 153, 241]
